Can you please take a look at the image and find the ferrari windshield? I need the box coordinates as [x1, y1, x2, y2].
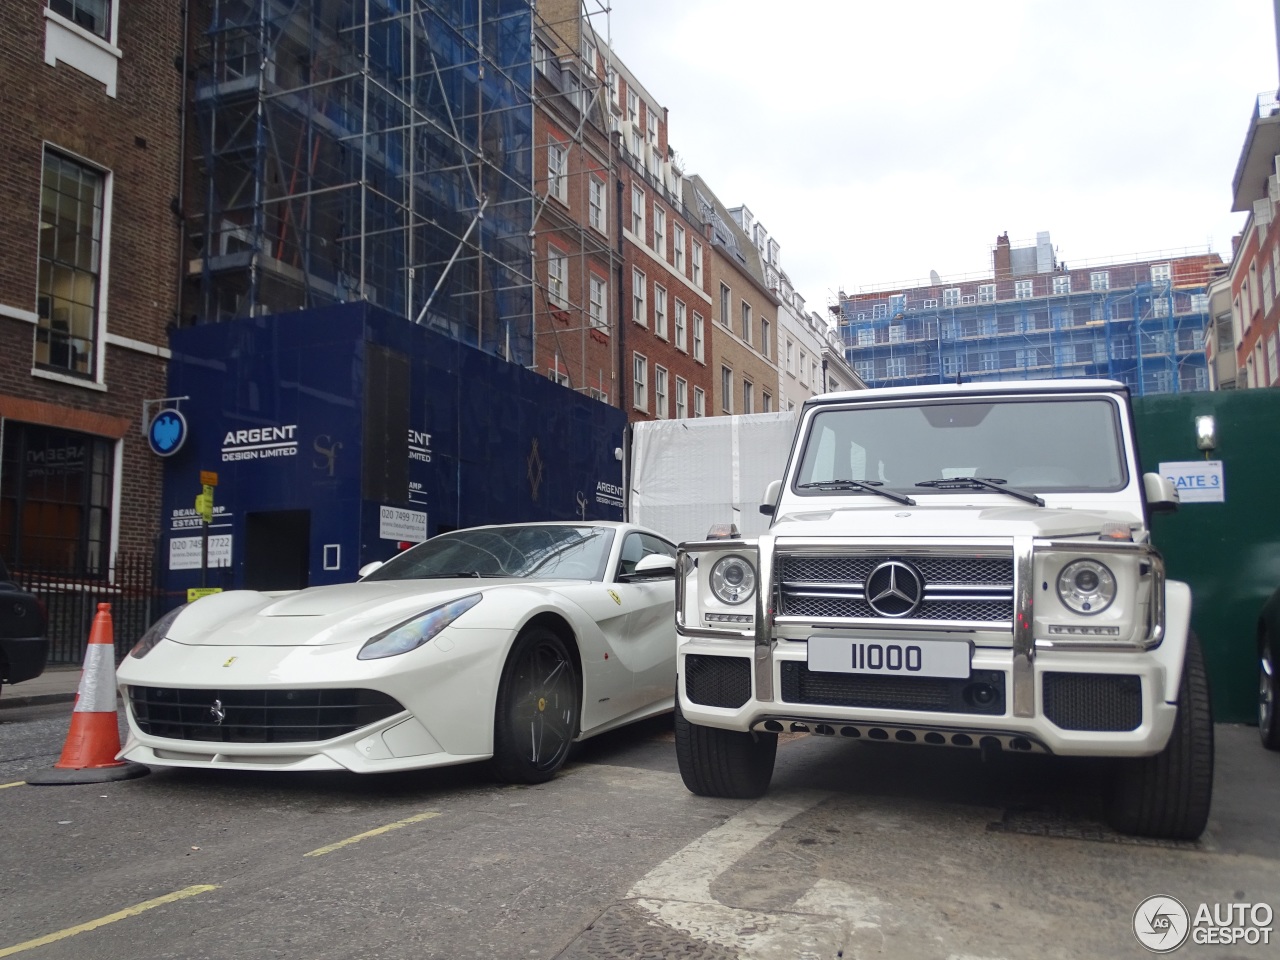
[794, 396, 1128, 494]
[362, 525, 616, 581]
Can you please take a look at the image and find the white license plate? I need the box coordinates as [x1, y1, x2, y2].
[807, 637, 972, 679]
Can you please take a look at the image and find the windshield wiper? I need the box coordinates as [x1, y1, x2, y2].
[418, 571, 485, 579]
[914, 477, 1044, 507]
[798, 479, 916, 506]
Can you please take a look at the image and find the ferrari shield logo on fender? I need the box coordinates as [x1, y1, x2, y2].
[223, 656, 237, 667]
[608, 589, 622, 605]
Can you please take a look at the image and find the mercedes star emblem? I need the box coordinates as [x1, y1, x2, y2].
[865, 560, 924, 617]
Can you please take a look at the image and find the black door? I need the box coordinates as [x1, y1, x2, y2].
[244, 510, 310, 590]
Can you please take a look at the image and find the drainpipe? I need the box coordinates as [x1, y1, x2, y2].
[174, 0, 191, 326]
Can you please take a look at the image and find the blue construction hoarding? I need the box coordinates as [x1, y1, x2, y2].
[158, 303, 625, 596]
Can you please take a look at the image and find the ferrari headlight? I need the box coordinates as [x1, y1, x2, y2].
[129, 604, 189, 659]
[357, 594, 482, 660]
[1056, 559, 1116, 615]
[710, 555, 756, 605]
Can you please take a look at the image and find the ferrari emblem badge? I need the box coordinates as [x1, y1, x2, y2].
[210, 699, 226, 725]
[537, 697, 546, 712]
[222, 656, 238, 667]
[608, 589, 621, 605]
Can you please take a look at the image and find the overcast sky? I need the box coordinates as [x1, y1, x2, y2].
[605, 0, 1279, 309]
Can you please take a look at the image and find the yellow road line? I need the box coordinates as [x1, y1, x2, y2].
[0, 781, 25, 790]
[0, 885, 218, 958]
[304, 810, 441, 857]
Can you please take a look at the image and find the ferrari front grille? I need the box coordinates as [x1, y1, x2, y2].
[127, 686, 405, 743]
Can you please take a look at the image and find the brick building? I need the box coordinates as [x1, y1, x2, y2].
[685, 176, 780, 415]
[0, 1, 181, 574]
[1224, 90, 1280, 388]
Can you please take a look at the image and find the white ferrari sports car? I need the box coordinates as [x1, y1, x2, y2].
[116, 522, 678, 782]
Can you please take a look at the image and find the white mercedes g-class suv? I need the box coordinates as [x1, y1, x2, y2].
[674, 379, 1213, 840]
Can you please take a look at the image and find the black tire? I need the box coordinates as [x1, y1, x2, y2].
[1260, 634, 1280, 751]
[674, 696, 776, 799]
[490, 627, 580, 784]
[1106, 631, 1214, 840]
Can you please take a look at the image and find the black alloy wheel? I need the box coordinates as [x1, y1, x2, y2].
[490, 627, 580, 784]
[1260, 635, 1280, 751]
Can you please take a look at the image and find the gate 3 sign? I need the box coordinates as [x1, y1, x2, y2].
[1158, 460, 1225, 504]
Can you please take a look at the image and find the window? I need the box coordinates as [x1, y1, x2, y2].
[888, 324, 904, 343]
[798, 350, 808, 385]
[871, 303, 888, 319]
[740, 301, 751, 344]
[978, 283, 995, 303]
[1015, 279, 1033, 299]
[761, 318, 770, 358]
[546, 247, 567, 307]
[855, 360, 873, 381]
[886, 356, 906, 378]
[630, 130, 643, 157]
[1090, 271, 1109, 291]
[694, 386, 706, 418]
[533, 39, 552, 76]
[627, 89, 638, 124]
[655, 366, 669, 419]
[49, 0, 112, 40]
[762, 392, 772, 413]
[721, 365, 733, 413]
[37, 151, 106, 377]
[719, 284, 731, 326]
[654, 284, 667, 338]
[1053, 275, 1071, 295]
[811, 361, 820, 389]
[0, 423, 115, 574]
[693, 312, 705, 362]
[675, 377, 688, 418]
[654, 208, 666, 258]
[1151, 262, 1172, 284]
[547, 140, 567, 203]
[674, 299, 687, 351]
[673, 224, 686, 272]
[692, 241, 703, 287]
[943, 288, 960, 307]
[785, 338, 795, 374]
[547, 359, 570, 386]
[922, 298, 938, 309]
[647, 112, 658, 144]
[588, 176, 606, 233]
[633, 353, 648, 411]
[742, 379, 754, 414]
[631, 185, 644, 236]
[632, 268, 646, 326]
[589, 274, 608, 329]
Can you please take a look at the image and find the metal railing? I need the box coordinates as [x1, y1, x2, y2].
[9, 553, 163, 664]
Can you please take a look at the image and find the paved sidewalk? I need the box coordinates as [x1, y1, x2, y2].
[0, 665, 85, 710]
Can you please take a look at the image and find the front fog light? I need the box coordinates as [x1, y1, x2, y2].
[710, 555, 756, 605]
[1056, 559, 1116, 614]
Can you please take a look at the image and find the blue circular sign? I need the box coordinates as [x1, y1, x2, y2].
[148, 409, 188, 457]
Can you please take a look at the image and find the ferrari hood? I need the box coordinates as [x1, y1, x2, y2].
[164, 578, 554, 647]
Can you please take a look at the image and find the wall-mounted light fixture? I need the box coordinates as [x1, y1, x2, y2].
[1195, 415, 1217, 452]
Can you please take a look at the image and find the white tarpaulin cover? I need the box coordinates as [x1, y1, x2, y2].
[628, 412, 798, 545]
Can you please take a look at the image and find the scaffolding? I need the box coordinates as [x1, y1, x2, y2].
[836, 255, 1221, 396]
[186, 0, 540, 362]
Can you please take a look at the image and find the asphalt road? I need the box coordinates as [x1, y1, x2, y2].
[1, 706, 1278, 960]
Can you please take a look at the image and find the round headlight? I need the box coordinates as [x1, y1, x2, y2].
[1056, 559, 1116, 615]
[710, 555, 756, 605]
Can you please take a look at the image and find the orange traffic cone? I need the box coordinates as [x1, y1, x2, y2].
[27, 603, 148, 785]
